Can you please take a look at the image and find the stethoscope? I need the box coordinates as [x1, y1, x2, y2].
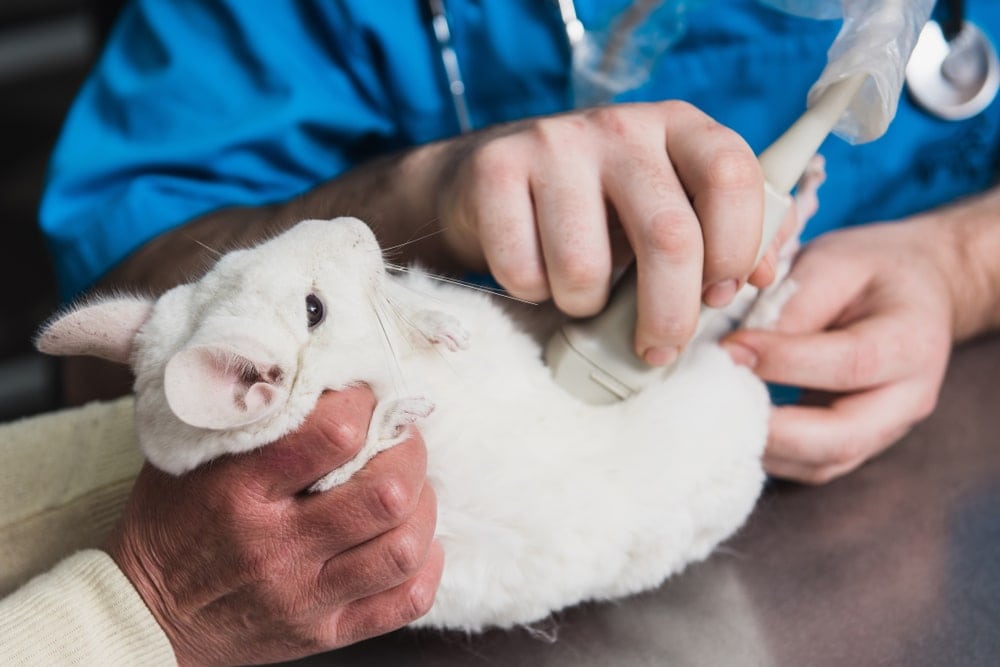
[906, 0, 1000, 120]
[427, 0, 1000, 132]
[425, 0, 584, 133]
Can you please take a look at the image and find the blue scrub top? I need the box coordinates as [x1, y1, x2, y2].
[39, 0, 1000, 299]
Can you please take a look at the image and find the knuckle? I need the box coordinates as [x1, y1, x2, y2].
[643, 208, 698, 261]
[303, 624, 338, 654]
[658, 99, 701, 122]
[404, 577, 437, 620]
[383, 529, 424, 579]
[840, 337, 880, 388]
[531, 114, 588, 149]
[319, 416, 366, 459]
[369, 473, 418, 524]
[305, 391, 374, 459]
[704, 148, 761, 191]
[305, 609, 360, 653]
[587, 105, 631, 138]
[313, 612, 352, 651]
[493, 261, 548, 298]
[556, 252, 610, 295]
[467, 140, 518, 183]
[829, 437, 865, 470]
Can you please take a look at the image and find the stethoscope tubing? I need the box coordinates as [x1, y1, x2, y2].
[427, 0, 582, 132]
[426, 0, 998, 131]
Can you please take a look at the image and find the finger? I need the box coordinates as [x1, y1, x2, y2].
[317, 483, 437, 605]
[758, 244, 869, 335]
[763, 417, 911, 485]
[765, 384, 918, 471]
[327, 540, 445, 648]
[243, 386, 376, 499]
[747, 245, 778, 288]
[761, 454, 865, 486]
[747, 205, 797, 288]
[664, 106, 763, 297]
[723, 314, 914, 392]
[295, 430, 429, 553]
[463, 140, 550, 302]
[532, 156, 612, 317]
[605, 151, 702, 364]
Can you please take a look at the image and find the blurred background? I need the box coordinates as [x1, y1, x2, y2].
[0, 0, 123, 421]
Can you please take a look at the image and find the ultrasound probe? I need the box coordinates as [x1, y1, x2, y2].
[544, 73, 868, 404]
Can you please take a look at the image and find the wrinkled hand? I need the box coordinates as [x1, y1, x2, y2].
[105, 386, 443, 666]
[436, 102, 767, 366]
[722, 219, 956, 484]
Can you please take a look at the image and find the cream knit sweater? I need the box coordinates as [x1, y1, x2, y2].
[0, 397, 175, 665]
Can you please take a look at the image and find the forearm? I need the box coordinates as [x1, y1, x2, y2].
[921, 185, 1000, 342]
[100, 140, 456, 296]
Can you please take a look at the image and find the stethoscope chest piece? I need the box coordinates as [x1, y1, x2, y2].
[906, 19, 1000, 120]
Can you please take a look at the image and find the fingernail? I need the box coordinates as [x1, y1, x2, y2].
[755, 253, 776, 286]
[721, 341, 758, 368]
[703, 279, 739, 308]
[643, 345, 680, 367]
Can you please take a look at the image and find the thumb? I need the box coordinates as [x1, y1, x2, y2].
[759, 249, 867, 335]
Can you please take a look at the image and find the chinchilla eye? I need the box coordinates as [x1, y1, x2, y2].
[305, 293, 325, 328]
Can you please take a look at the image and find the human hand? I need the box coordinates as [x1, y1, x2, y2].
[105, 386, 443, 666]
[435, 102, 766, 366]
[722, 219, 956, 484]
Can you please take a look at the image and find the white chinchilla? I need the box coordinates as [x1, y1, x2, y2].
[37, 160, 825, 632]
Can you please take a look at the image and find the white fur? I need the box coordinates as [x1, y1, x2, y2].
[37, 158, 826, 631]
[389, 269, 770, 629]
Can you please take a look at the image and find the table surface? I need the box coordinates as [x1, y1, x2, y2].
[287, 335, 1000, 667]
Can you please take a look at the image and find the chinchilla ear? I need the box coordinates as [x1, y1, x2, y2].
[35, 296, 154, 365]
[163, 339, 291, 430]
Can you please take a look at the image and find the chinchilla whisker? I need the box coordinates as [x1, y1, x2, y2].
[380, 294, 418, 357]
[383, 272, 450, 307]
[381, 226, 447, 255]
[385, 264, 538, 306]
[371, 299, 405, 394]
[184, 234, 224, 259]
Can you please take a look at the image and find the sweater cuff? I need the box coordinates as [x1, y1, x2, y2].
[0, 549, 176, 665]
